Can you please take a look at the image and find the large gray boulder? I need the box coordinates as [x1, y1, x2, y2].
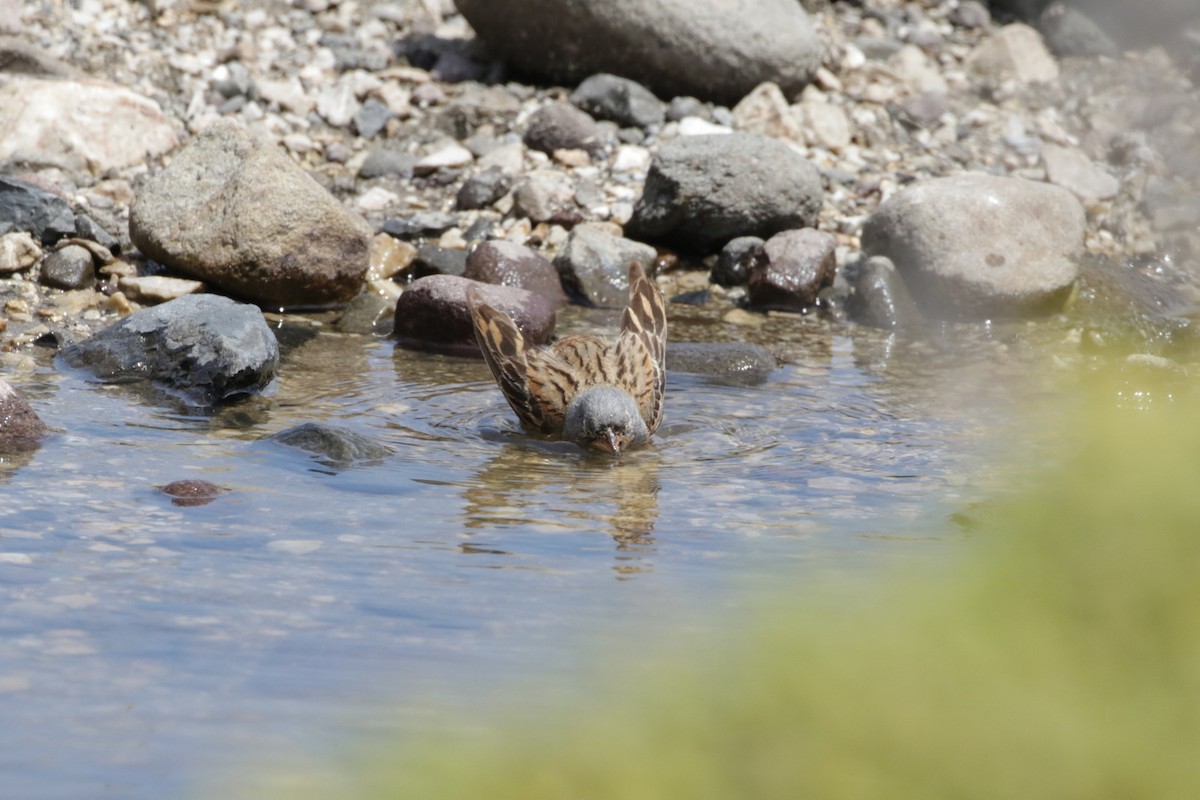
[454, 0, 821, 105]
[861, 173, 1085, 320]
[627, 133, 823, 254]
[59, 294, 279, 406]
[130, 120, 371, 309]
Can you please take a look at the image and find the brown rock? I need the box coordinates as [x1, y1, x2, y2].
[464, 241, 568, 306]
[747, 228, 837, 311]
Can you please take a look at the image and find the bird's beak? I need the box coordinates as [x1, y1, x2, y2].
[601, 427, 622, 455]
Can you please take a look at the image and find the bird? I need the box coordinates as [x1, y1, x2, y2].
[467, 262, 667, 455]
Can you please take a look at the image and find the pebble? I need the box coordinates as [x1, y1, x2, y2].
[0, 232, 40, 274]
[40, 245, 95, 289]
[967, 23, 1060, 85]
[414, 142, 475, 175]
[570, 73, 665, 129]
[117, 275, 205, 303]
[523, 103, 605, 157]
[1041, 144, 1120, 203]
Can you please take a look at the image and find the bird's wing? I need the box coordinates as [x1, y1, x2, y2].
[617, 262, 667, 433]
[468, 288, 574, 433]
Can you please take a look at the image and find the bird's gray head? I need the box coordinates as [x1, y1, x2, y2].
[562, 385, 650, 455]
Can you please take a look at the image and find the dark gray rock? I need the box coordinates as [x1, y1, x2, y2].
[523, 103, 605, 157]
[358, 148, 416, 179]
[570, 73, 665, 129]
[59, 294, 279, 407]
[411, 244, 469, 278]
[465, 240, 567, 305]
[0, 176, 76, 244]
[73, 212, 120, 254]
[455, 168, 513, 210]
[553, 223, 657, 307]
[381, 212, 460, 239]
[40, 245, 95, 290]
[712, 236, 765, 287]
[666, 342, 776, 386]
[453, 0, 821, 105]
[269, 422, 391, 470]
[393, 275, 556, 356]
[1038, 2, 1119, 57]
[129, 120, 371, 309]
[0, 378, 49, 453]
[861, 173, 1084, 320]
[746, 228, 837, 311]
[844, 255, 924, 330]
[353, 98, 395, 138]
[626, 133, 823, 254]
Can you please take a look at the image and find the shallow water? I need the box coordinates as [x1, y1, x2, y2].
[1, 308, 1063, 799]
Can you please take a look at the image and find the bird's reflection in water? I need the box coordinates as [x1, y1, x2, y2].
[461, 437, 662, 577]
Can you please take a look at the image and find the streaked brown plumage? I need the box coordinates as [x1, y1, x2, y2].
[468, 262, 667, 454]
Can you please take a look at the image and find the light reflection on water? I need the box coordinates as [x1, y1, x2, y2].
[0, 314, 1058, 799]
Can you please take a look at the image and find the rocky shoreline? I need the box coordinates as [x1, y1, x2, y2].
[3, 0, 1200, 436]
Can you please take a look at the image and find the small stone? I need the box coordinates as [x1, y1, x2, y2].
[317, 82, 360, 127]
[967, 23, 1059, 85]
[612, 145, 651, 173]
[381, 212, 460, 239]
[712, 236, 765, 287]
[0, 231, 41, 273]
[359, 149, 417, 179]
[513, 170, 579, 224]
[368, 233, 416, 280]
[455, 169, 513, 210]
[798, 100, 851, 150]
[40, 245, 95, 289]
[256, 77, 315, 115]
[666, 342, 776, 386]
[845, 255, 924, 330]
[731, 82, 804, 144]
[414, 142, 474, 175]
[335, 291, 394, 335]
[465, 240, 567, 305]
[117, 275, 205, 303]
[553, 223, 658, 307]
[1042, 144, 1120, 203]
[569, 73, 665, 129]
[411, 244, 469, 279]
[746, 228, 837, 311]
[0, 177, 76, 244]
[523, 103, 605, 157]
[353, 98, 395, 138]
[159, 479, 229, 507]
[0, 377, 49, 453]
[949, 1, 991, 28]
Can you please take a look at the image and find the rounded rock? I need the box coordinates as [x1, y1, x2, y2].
[712, 236, 765, 287]
[40, 245, 95, 289]
[570, 73, 665, 129]
[746, 228, 838, 311]
[553, 223, 658, 308]
[393, 275, 556, 356]
[465, 241, 568, 306]
[523, 103, 605, 157]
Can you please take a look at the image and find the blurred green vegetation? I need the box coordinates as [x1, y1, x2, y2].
[254, 368, 1200, 799]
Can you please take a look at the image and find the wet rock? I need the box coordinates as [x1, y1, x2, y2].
[40, 244, 95, 289]
[570, 73, 665, 129]
[554, 223, 657, 308]
[159, 479, 229, 507]
[0, 176, 76, 244]
[1074, 255, 1200, 356]
[861, 173, 1085, 320]
[453, 0, 821, 105]
[335, 291, 393, 335]
[712, 236, 765, 287]
[513, 169, 579, 224]
[844, 255, 924, 330]
[1037, 2, 1119, 57]
[410, 244, 469, 278]
[59, 294, 279, 406]
[358, 148, 416, 179]
[393, 275, 556, 356]
[626, 132, 823, 254]
[464, 240, 567, 305]
[522, 103, 605, 157]
[129, 120, 371, 309]
[746, 228, 837, 311]
[0, 377, 48, 453]
[0, 231, 39, 273]
[1041, 144, 1120, 203]
[666, 342, 776, 386]
[269, 422, 390, 470]
[967, 23, 1059, 85]
[0, 78, 177, 173]
[455, 168, 513, 210]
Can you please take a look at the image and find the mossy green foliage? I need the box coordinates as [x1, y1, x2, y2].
[260, 370, 1200, 799]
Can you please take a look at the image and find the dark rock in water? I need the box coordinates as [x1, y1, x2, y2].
[627, 133, 823, 254]
[0, 176, 76, 244]
[845, 256, 924, 330]
[159, 479, 229, 507]
[465, 240, 567, 305]
[411, 244, 469, 278]
[570, 73, 665, 129]
[269, 422, 390, 470]
[353, 98, 394, 138]
[0, 378, 49, 453]
[381, 212, 459, 239]
[59, 294, 279, 407]
[129, 119, 371, 309]
[523, 103, 605, 157]
[553, 223, 657, 308]
[393, 275, 556, 356]
[455, 168, 513, 210]
[335, 291, 394, 335]
[453, 0, 821, 105]
[40, 244, 95, 290]
[1074, 254, 1200, 356]
[666, 342, 776, 386]
[747, 228, 837, 311]
[862, 173, 1084, 321]
[358, 148, 416, 179]
[712, 236, 765, 287]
